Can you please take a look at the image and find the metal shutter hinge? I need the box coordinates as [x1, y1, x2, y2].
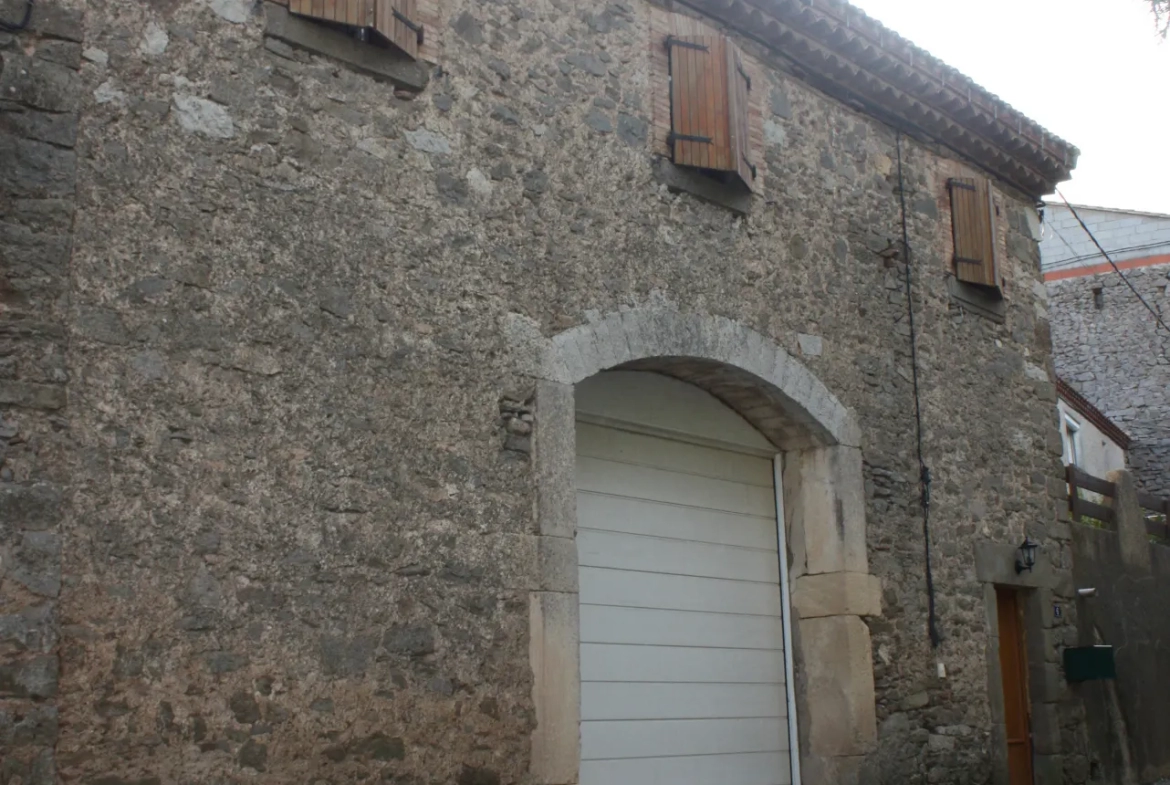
[743, 155, 757, 179]
[665, 36, 709, 51]
[393, 8, 424, 45]
[737, 63, 752, 91]
[948, 179, 977, 192]
[668, 132, 712, 145]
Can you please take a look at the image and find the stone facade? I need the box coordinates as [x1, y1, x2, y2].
[1, 1, 83, 782]
[0, 0, 1094, 783]
[1041, 202, 1170, 496]
[1046, 256, 1170, 496]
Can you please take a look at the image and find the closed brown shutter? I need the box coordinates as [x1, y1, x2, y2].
[288, 0, 422, 59]
[948, 177, 999, 288]
[667, 35, 756, 191]
[289, 0, 373, 28]
[374, 0, 423, 60]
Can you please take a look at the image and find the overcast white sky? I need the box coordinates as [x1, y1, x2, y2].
[850, 0, 1170, 215]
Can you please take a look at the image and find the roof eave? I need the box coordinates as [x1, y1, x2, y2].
[686, 0, 1079, 198]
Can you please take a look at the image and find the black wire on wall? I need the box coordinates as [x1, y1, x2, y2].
[895, 131, 942, 649]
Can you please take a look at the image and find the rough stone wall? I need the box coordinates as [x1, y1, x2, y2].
[1, 2, 85, 781]
[1071, 507, 1170, 784]
[1, 0, 1090, 782]
[1048, 265, 1170, 495]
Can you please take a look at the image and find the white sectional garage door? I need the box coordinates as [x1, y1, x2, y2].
[575, 371, 792, 785]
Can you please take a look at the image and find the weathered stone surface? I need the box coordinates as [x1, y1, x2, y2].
[203, 0, 253, 24]
[0, 655, 58, 699]
[0, 136, 77, 198]
[792, 572, 882, 619]
[0, 381, 66, 410]
[138, 22, 169, 56]
[404, 127, 452, 154]
[0, 483, 62, 531]
[172, 95, 235, 139]
[529, 592, 579, 785]
[1109, 470, 1150, 572]
[798, 616, 877, 756]
[1, 0, 1080, 782]
[1048, 263, 1170, 495]
[0, 53, 80, 113]
[784, 445, 867, 577]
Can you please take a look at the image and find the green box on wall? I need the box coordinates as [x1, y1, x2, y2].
[1064, 646, 1117, 682]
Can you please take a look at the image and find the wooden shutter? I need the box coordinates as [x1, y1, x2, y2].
[287, 0, 422, 59]
[288, 0, 374, 28]
[374, 0, 423, 60]
[727, 45, 756, 191]
[948, 177, 999, 288]
[667, 35, 756, 191]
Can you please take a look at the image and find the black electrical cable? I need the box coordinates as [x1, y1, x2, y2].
[0, 0, 33, 32]
[896, 131, 942, 649]
[1057, 189, 1170, 336]
[1045, 236, 1170, 271]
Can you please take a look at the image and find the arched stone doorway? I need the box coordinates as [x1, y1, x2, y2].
[516, 306, 881, 785]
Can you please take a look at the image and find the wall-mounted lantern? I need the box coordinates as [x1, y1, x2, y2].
[1015, 536, 1039, 575]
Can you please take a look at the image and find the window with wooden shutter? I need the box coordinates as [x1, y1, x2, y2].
[288, 0, 423, 59]
[667, 34, 757, 192]
[948, 177, 999, 289]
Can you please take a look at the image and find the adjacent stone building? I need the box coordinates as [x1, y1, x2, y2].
[1042, 203, 1170, 495]
[2, 0, 1092, 783]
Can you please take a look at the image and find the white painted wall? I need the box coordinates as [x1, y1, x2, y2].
[1057, 399, 1126, 479]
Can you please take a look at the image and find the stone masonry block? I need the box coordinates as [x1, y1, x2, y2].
[793, 572, 881, 619]
[798, 615, 877, 756]
[0, 52, 81, 114]
[535, 381, 576, 539]
[529, 592, 580, 785]
[0, 655, 58, 699]
[571, 328, 604, 382]
[0, 137, 77, 199]
[0, 380, 66, 410]
[0, 483, 63, 533]
[600, 311, 631, 368]
[0, 603, 57, 654]
[583, 317, 614, 373]
[537, 536, 577, 593]
[619, 308, 651, 361]
[785, 446, 868, 576]
[551, 329, 587, 385]
[1107, 470, 1150, 572]
[9, 530, 61, 597]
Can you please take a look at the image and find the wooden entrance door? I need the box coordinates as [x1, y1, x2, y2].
[996, 588, 1034, 785]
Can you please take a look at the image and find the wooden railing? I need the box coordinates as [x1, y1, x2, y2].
[1066, 465, 1170, 542]
[1066, 465, 1115, 527]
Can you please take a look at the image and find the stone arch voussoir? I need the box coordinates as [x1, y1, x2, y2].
[508, 306, 860, 449]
